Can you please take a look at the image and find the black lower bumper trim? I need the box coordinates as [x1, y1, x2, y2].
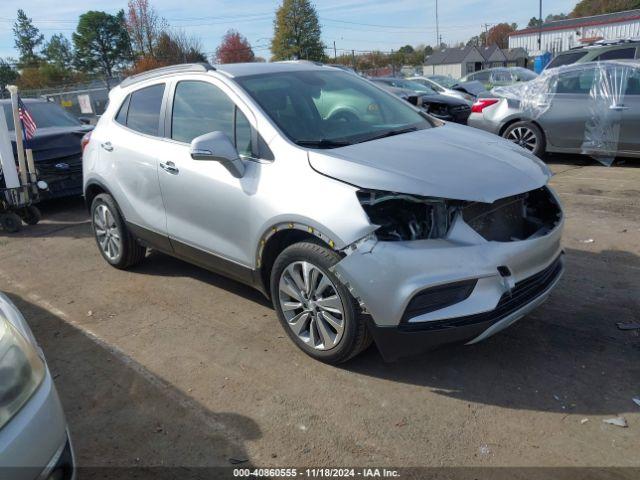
[369, 254, 564, 361]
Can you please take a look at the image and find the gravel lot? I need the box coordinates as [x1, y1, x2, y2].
[0, 155, 639, 475]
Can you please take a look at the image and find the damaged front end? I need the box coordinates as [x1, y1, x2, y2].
[333, 186, 564, 361]
[355, 186, 561, 243]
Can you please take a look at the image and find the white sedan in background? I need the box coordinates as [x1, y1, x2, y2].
[0, 292, 74, 480]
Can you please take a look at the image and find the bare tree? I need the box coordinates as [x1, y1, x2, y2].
[125, 0, 165, 58]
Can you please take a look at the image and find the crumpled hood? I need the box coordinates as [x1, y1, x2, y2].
[308, 123, 551, 203]
[9, 125, 93, 162]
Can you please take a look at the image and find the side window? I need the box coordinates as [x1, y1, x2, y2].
[171, 81, 234, 143]
[235, 109, 253, 157]
[473, 71, 491, 82]
[555, 69, 595, 94]
[625, 70, 640, 95]
[115, 95, 130, 125]
[126, 84, 165, 136]
[595, 48, 636, 61]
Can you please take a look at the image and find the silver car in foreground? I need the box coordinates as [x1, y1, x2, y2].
[83, 62, 564, 363]
[468, 60, 640, 160]
[0, 293, 74, 480]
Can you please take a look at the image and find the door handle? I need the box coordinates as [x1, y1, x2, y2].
[101, 141, 113, 152]
[610, 105, 630, 111]
[159, 161, 179, 174]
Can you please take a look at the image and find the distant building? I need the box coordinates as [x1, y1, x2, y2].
[509, 9, 640, 54]
[423, 45, 530, 77]
[423, 45, 485, 77]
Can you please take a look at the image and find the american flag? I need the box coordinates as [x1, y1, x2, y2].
[18, 97, 37, 142]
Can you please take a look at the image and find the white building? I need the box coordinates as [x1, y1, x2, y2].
[509, 9, 640, 54]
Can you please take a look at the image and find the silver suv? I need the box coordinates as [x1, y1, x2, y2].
[83, 62, 565, 363]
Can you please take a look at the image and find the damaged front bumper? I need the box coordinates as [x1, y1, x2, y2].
[332, 211, 564, 361]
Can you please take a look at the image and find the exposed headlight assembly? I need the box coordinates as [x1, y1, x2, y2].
[0, 316, 45, 429]
[357, 190, 461, 241]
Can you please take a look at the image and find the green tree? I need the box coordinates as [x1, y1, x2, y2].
[13, 9, 44, 67]
[43, 34, 74, 69]
[527, 17, 542, 28]
[73, 10, 132, 86]
[271, 0, 324, 61]
[572, 0, 640, 17]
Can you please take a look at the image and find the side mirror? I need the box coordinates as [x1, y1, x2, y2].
[190, 131, 245, 178]
[78, 116, 92, 125]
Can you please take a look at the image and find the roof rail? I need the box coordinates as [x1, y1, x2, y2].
[119, 63, 215, 88]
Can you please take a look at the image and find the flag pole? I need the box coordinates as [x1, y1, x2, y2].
[7, 85, 28, 186]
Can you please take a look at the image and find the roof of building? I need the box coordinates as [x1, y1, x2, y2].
[505, 47, 528, 61]
[480, 44, 506, 61]
[425, 45, 483, 65]
[511, 8, 640, 36]
[424, 48, 450, 65]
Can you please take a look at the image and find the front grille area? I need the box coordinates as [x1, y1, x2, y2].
[36, 154, 82, 176]
[462, 187, 562, 242]
[399, 254, 563, 332]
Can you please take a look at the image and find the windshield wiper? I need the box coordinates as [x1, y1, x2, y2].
[296, 139, 352, 149]
[356, 126, 419, 144]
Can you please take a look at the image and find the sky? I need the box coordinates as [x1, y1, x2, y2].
[0, 0, 579, 60]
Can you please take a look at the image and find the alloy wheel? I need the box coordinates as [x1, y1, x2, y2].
[507, 126, 538, 151]
[93, 204, 121, 261]
[278, 261, 346, 351]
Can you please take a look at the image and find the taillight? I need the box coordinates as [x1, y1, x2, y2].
[81, 131, 92, 153]
[471, 98, 500, 114]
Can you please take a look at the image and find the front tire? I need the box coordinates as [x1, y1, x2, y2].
[91, 193, 146, 269]
[270, 241, 371, 364]
[502, 121, 546, 157]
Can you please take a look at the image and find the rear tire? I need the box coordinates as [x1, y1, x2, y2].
[19, 205, 41, 225]
[91, 193, 146, 269]
[0, 213, 22, 233]
[270, 241, 371, 364]
[502, 121, 546, 157]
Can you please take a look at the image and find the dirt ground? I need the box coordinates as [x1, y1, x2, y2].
[0, 155, 639, 474]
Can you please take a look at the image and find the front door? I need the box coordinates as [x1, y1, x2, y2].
[157, 79, 259, 278]
[618, 66, 640, 154]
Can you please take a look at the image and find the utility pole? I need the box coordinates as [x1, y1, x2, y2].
[435, 0, 440, 49]
[352, 49, 356, 70]
[333, 41, 337, 61]
[538, 0, 543, 50]
[483, 23, 491, 46]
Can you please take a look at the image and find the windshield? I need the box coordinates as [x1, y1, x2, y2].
[375, 78, 437, 94]
[236, 70, 432, 148]
[2, 101, 81, 132]
[429, 76, 457, 88]
[512, 68, 538, 81]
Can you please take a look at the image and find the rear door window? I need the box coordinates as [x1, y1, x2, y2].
[595, 47, 636, 61]
[125, 84, 165, 136]
[625, 69, 640, 95]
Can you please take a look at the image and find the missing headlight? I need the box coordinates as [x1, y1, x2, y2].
[357, 190, 457, 241]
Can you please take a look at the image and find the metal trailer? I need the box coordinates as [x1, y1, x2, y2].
[0, 86, 45, 233]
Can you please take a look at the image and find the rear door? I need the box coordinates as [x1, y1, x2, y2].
[538, 66, 596, 151]
[105, 83, 169, 244]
